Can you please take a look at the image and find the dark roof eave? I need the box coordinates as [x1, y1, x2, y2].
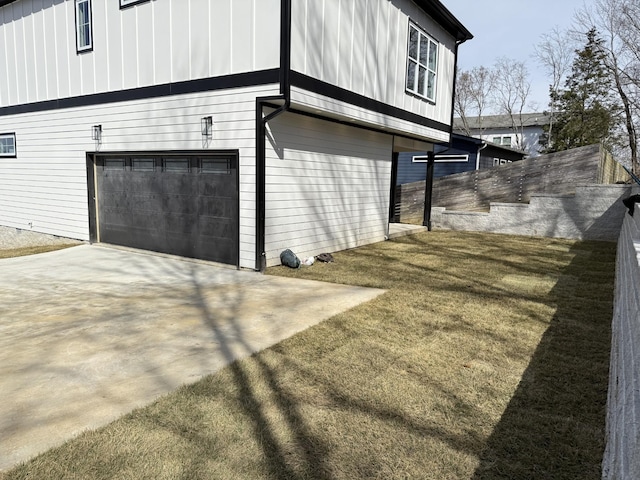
[414, 0, 473, 43]
[451, 132, 483, 145]
[0, 0, 17, 7]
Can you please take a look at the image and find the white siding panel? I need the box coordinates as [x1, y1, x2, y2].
[0, 0, 279, 109]
[209, 0, 232, 76]
[336, 0, 353, 90]
[12, 4, 28, 103]
[22, 1, 38, 102]
[290, 0, 306, 78]
[386, 6, 402, 107]
[92, 1, 108, 93]
[363, 0, 378, 97]
[290, 87, 450, 144]
[31, 0, 47, 101]
[290, 0, 458, 128]
[374, 1, 390, 103]
[137, 2, 155, 87]
[264, 112, 393, 266]
[190, 0, 210, 80]
[231, 0, 253, 73]
[152, 0, 171, 84]
[4, 8, 18, 103]
[0, 9, 9, 105]
[0, 84, 279, 269]
[54, 1, 70, 99]
[80, 48, 95, 95]
[105, 1, 122, 91]
[170, 1, 190, 82]
[66, 0, 82, 99]
[322, 0, 339, 85]
[43, 2, 59, 98]
[350, 0, 366, 94]
[254, 0, 280, 71]
[122, 6, 139, 88]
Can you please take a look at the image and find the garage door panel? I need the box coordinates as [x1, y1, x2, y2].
[198, 217, 237, 239]
[162, 174, 198, 193]
[96, 154, 239, 265]
[160, 194, 200, 215]
[198, 197, 235, 218]
[199, 181, 236, 197]
[194, 238, 237, 262]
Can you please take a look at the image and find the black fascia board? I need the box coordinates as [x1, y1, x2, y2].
[414, 0, 473, 43]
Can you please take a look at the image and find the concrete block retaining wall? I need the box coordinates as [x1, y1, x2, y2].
[431, 184, 631, 242]
[602, 202, 640, 479]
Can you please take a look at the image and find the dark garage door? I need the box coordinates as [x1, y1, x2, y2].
[95, 154, 238, 265]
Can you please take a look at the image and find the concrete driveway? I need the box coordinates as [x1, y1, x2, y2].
[0, 245, 384, 471]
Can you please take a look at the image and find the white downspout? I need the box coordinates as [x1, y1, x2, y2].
[476, 141, 488, 170]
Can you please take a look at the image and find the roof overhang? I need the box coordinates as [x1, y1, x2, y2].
[414, 0, 473, 43]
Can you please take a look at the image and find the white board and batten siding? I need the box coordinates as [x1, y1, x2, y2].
[0, 84, 280, 269]
[0, 0, 283, 269]
[290, 0, 456, 139]
[0, 0, 280, 106]
[264, 112, 393, 267]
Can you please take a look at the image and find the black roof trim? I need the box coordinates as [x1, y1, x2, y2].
[415, 0, 473, 43]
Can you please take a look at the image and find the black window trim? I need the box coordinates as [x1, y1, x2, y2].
[405, 20, 439, 103]
[119, 0, 151, 9]
[74, 0, 93, 54]
[0, 132, 17, 158]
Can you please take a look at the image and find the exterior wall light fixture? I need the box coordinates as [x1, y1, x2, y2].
[201, 116, 213, 139]
[92, 125, 102, 142]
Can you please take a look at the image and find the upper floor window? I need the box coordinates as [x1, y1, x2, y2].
[406, 23, 438, 102]
[75, 0, 93, 53]
[492, 135, 512, 147]
[120, 0, 150, 8]
[0, 133, 16, 157]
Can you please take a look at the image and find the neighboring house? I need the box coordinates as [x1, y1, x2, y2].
[395, 133, 526, 185]
[453, 112, 550, 157]
[0, 0, 472, 269]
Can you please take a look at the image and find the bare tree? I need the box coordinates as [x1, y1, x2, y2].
[453, 66, 496, 138]
[493, 57, 532, 151]
[575, 0, 639, 173]
[534, 27, 576, 149]
[454, 69, 474, 136]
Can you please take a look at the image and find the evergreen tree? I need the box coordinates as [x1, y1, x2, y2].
[548, 28, 619, 152]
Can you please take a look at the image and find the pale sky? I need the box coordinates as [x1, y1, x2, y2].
[443, 0, 588, 113]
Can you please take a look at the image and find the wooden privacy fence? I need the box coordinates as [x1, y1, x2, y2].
[394, 144, 630, 222]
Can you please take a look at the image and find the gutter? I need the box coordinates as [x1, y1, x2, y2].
[255, 0, 291, 271]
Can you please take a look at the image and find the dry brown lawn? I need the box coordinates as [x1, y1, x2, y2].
[1, 231, 614, 479]
[0, 245, 76, 258]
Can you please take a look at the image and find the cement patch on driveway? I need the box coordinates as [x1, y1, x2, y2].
[0, 245, 385, 471]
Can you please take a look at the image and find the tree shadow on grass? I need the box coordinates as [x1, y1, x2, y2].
[472, 241, 615, 480]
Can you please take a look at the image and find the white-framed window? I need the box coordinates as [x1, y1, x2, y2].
[492, 136, 512, 147]
[0, 133, 16, 157]
[406, 22, 438, 102]
[120, 0, 150, 8]
[493, 158, 512, 166]
[75, 0, 92, 53]
[413, 154, 469, 163]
